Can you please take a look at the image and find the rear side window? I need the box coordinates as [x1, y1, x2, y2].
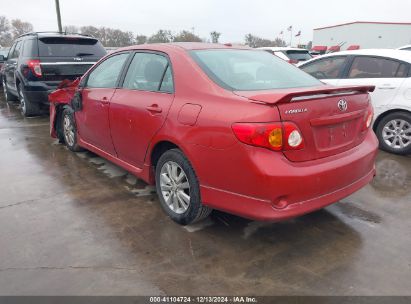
[301, 57, 347, 79]
[285, 50, 312, 61]
[348, 56, 409, 78]
[123, 53, 172, 92]
[22, 39, 38, 57]
[38, 37, 106, 57]
[10, 41, 22, 59]
[86, 53, 129, 88]
[191, 49, 322, 91]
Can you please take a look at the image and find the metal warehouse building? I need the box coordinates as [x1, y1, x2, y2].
[313, 21, 411, 50]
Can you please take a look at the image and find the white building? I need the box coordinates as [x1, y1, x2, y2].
[313, 21, 411, 51]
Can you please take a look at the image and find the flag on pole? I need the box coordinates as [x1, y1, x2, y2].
[287, 26, 293, 31]
[295, 30, 301, 37]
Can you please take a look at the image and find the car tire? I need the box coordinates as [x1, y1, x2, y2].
[155, 149, 212, 225]
[2, 77, 17, 104]
[376, 111, 411, 155]
[61, 107, 83, 152]
[18, 84, 40, 117]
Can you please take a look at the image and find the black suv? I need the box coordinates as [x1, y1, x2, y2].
[1, 32, 106, 116]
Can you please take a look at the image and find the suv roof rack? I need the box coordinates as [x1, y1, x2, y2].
[17, 31, 93, 39]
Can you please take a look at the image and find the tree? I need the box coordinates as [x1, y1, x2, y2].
[0, 16, 12, 47]
[63, 25, 80, 34]
[136, 35, 147, 45]
[10, 19, 33, 38]
[148, 30, 173, 43]
[244, 33, 286, 48]
[173, 30, 202, 42]
[80, 26, 100, 38]
[210, 31, 221, 43]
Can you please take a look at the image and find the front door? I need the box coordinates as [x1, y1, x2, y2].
[109, 52, 175, 168]
[75, 52, 130, 155]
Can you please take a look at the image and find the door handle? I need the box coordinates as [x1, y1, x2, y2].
[146, 104, 162, 114]
[100, 97, 109, 105]
[377, 85, 396, 90]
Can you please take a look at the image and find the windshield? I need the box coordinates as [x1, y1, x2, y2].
[38, 37, 107, 57]
[285, 50, 312, 61]
[191, 49, 322, 91]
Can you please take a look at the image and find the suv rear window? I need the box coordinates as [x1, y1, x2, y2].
[285, 50, 312, 61]
[38, 37, 106, 57]
[191, 49, 322, 91]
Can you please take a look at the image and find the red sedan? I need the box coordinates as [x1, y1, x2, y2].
[49, 43, 378, 225]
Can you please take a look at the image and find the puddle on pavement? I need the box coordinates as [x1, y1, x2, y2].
[336, 202, 382, 224]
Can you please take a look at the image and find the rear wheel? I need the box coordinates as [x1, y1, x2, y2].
[18, 84, 40, 117]
[155, 149, 212, 225]
[61, 108, 83, 152]
[2, 78, 17, 103]
[376, 112, 411, 155]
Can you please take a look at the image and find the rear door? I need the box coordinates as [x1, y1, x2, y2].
[4, 41, 22, 91]
[300, 56, 349, 86]
[76, 52, 130, 155]
[337, 56, 408, 109]
[109, 52, 174, 168]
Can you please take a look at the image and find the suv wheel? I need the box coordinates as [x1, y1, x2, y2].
[18, 84, 40, 117]
[61, 107, 83, 152]
[376, 112, 411, 155]
[2, 78, 17, 103]
[155, 149, 212, 225]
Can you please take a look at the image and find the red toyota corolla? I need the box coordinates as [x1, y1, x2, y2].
[49, 43, 378, 225]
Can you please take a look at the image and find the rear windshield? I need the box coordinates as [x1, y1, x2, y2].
[285, 50, 312, 61]
[191, 49, 322, 91]
[38, 37, 106, 57]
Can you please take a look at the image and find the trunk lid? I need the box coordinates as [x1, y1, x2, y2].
[235, 85, 374, 162]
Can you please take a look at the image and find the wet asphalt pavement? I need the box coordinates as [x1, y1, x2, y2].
[0, 94, 410, 296]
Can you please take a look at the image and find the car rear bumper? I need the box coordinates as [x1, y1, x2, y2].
[200, 131, 378, 221]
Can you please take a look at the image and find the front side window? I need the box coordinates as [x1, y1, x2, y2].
[348, 56, 409, 78]
[123, 52, 172, 92]
[86, 53, 129, 88]
[191, 49, 322, 91]
[301, 56, 347, 79]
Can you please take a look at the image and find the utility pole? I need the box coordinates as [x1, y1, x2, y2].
[55, 0, 62, 32]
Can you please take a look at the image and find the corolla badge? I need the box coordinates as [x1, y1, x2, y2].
[338, 99, 348, 111]
[285, 108, 308, 114]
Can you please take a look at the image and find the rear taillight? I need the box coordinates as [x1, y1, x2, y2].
[363, 103, 374, 130]
[287, 59, 299, 64]
[27, 59, 42, 77]
[232, 122, 304, 151]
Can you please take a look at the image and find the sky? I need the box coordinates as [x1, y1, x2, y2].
[1, 0, 410, 45]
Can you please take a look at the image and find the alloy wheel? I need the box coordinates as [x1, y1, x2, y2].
[63, 114, 75, 147]
[19, 87, 26, 114]
[382, 119, 411, 149]
[159, 161, 191, 214]
[2, 79, 7, 99]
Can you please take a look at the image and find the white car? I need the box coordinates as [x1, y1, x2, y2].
[258, 47, 312, 64]
[299, 49, 411, 155]
[398, 45, 411, 51]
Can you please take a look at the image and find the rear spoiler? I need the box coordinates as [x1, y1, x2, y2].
[237, 85, 375, 105]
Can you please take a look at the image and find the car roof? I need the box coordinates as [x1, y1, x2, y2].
[18, 32, 96, 40]
[258, 47, 309, 52]
[301, 49, 411, 65]
[117, 42, 251, 53]
[397, 45, 411, 50]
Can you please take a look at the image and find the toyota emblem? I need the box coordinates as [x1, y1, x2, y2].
[338, 99, 348, 111]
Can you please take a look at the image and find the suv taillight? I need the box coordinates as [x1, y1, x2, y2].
[232, 122, 304, 151]
[27, 59, 42, 77]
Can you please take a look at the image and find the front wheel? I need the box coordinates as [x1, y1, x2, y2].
[376, 112, 411, 155]
[155, 149, 212, 225]
[2, 78, 17, 104]
[61, 108, 83, 152]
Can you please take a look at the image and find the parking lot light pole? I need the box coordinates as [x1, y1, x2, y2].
[55, 0, 62, 32]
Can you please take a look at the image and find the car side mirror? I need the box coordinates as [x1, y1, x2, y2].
[71, 89, 83, 112]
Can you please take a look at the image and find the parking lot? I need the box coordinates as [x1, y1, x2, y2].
[0, 94, 410, 296]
